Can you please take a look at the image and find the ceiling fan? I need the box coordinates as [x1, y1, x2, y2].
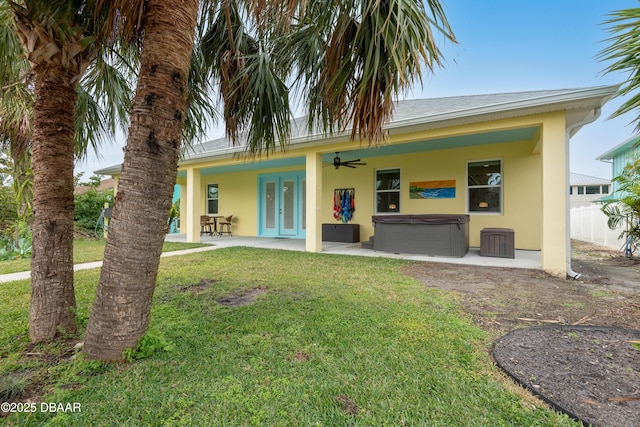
[331, 152, 366, 169]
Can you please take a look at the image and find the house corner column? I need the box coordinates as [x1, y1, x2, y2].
[179, 184, 187, 234]
[541, 114, 568, 277]
[186, 168, 202, 243]
[306, 152, 322, 252]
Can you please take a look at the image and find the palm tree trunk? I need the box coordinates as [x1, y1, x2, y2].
[84, 0, 199, 361]
[29, 65, 77, 342]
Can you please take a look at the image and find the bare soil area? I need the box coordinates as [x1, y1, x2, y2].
[402, 240, 640, 427]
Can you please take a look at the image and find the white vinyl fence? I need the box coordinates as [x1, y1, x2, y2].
[570, 205, 625, 249]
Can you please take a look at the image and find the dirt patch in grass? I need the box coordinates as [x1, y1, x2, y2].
[292, 351, 310, 362]
[1, 338, 81, 418]
[177, 278, 218, 294]
[216, 287, 267, 307]
[335, 395, 359, 415]
[402, 240, 640, 427]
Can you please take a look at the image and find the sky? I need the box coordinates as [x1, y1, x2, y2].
[75, 0, 639, 180]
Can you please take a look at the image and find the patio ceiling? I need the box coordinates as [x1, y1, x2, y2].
[179, 126, 538, 177]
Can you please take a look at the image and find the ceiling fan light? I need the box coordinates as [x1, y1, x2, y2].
[334, 156, 341, 169]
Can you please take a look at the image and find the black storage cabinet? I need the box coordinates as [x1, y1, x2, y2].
[322, 223, 360, 243]
[371, 214, 470, 257]
[480, 228, 515, 258]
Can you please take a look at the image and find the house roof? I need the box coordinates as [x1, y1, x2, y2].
[96, 85, 618, 175]
[569, 172, 610, 186]
[596, 134, 640, 161]
[74, 178, 115, 195]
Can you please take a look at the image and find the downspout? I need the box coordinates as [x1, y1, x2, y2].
[564, 107, 602, 279]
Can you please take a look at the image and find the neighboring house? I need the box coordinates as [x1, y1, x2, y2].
[596, 134, 640, 201]
[569, 172, 610, 208]
[579, 134, 640, 250]
[74, 178, 115, 195]
[97, 86, 617, 277]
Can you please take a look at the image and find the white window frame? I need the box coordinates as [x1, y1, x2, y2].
[466, 159, 503, 215]
[375, 168, 401, 214]
[206, 183, 219, 215]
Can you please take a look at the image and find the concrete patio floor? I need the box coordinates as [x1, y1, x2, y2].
[165, 233, 542, 270]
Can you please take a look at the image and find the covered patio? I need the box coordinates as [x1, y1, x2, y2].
[165, 234, 542, 270]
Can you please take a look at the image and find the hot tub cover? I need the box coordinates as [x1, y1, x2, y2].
[371, 214, 470, 225]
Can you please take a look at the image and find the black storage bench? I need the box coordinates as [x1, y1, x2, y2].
[322, 223, 360, 243]
[371, 214, 470, 257]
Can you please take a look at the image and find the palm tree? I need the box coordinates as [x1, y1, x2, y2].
[84, 0, 455, 360]
[0, 1, 88, 342]
[1, 0, 134, 342]
[85, 0, 201, 360]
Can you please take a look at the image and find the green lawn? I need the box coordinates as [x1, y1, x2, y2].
[0, 248, 578, 426]
[0, 239, 210, 275]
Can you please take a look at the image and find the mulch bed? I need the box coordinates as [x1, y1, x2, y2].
[493, 325, 640, 427]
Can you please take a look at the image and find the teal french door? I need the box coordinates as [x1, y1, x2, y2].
[258, 172, 306, 238]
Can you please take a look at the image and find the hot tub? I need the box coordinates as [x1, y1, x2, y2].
[371, 214, 470, 257]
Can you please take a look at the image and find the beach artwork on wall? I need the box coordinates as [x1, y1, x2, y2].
[410, 180, 456, 199]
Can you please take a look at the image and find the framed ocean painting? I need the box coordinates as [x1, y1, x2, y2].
[410, 180, 456, 199]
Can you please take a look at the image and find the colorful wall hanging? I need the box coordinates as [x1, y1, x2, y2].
[410, 180, 456, 199]
[333, 188, 355, 223]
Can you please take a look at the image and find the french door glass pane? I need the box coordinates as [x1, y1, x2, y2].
[265, 181, 276, 228]
[302, 179, 306, 230]
[283, 180, 295, 230]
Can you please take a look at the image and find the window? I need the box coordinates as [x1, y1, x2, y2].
[577, 186, 584, 195]
[602, 185, 609, 194]
[376, 169, 400, 213]
[467, 160, 502, 213]
[569, 186, 574, 195]
[586, 185, 601, 195]
[206, 184, 218, 214]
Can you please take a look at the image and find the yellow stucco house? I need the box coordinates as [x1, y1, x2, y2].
[98, 86, 617, 278]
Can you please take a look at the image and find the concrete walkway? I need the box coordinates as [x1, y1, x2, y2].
[0, 235, 541, 284]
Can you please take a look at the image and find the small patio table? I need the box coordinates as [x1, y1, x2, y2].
[209, 215, 226, 236]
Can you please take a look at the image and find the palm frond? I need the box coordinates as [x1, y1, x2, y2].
[235, 49, 291, 156]
[289, 0, 455, 144]
[93, 0, 146, 47]
[599, 7, 640, 129]
[74, 44, 137, 160]
[202, 1, 259, 144]
[183, 37, 218, 145]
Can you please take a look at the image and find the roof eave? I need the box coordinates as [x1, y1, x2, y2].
[387, 85, 618, 133]
[102, 85, 621, 171]
[94, 164, 122, 176]
[596, 133, 640, 160]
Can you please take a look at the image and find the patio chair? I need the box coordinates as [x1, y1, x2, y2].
[218, 215, 233, 236]
[200, 215, 213, 235]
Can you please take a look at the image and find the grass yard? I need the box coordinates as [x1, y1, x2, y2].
[0, 239, 210, 275]
[0, 248, 578, 426]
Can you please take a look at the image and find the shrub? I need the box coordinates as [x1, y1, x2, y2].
[602, 154, 640, 255]
[0, 185, 18, 235]
[0, 221, 32, 261]
[122, 331, 173, 362]
[74, 188, 113, 234]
